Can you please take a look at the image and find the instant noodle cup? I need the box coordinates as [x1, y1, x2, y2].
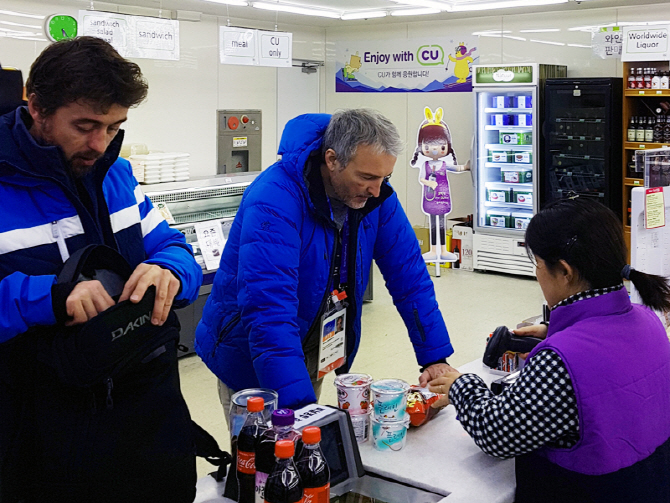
[370, 379, 410, 421]
[333, 373, 373, 415]
[371, 415, 410, 452]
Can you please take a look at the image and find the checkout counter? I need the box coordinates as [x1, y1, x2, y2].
[194, 359, 515, 503]
[144, 173, 260, 355]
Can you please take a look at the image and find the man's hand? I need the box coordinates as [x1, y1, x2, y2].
[428, 371, 463, 408]
[65, 280, 115, 326]
[119, 263, 181, 326]
[419, 362, 458, 387]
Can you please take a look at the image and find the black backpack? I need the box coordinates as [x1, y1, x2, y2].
[0, 245, 231, 503]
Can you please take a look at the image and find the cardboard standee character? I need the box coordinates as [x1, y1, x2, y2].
[411, 107, 470, 262]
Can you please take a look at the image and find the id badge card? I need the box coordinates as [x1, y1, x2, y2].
[317, 307, 346, 380]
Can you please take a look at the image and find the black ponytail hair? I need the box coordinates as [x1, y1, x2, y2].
[410, 148, 420, 166]
[526, 197, 670, 312]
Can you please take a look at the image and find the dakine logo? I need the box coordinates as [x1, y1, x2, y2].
[111, 313, 151, 341]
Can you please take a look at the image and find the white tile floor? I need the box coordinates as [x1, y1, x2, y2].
[179, 265, 546, 478]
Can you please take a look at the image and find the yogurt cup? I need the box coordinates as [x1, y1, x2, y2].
[334, 373, 373, 415]
[370, 379, 410, 421]
[348, 411, 370, 443]
[371, 415, 410, 452]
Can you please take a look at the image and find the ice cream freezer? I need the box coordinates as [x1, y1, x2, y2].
[144, 173, 260, 356]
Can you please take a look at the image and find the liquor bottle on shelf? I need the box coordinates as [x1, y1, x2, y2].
[628, 67, 636, 89]
[636, 116, 646, 142]
[653, 69, 662, 89]
[636, 68, 644, 89]
[662, 71, 670, 90]
[645, 116, 655, 143]
[654, 114, 665, 143]
[644, 68, 653, 89]
[664, 115, 670, 143]
[627, 116, 637, 142]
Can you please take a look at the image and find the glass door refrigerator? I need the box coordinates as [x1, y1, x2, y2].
[472, 64, 566, 277]
[542, 78, 623, 213]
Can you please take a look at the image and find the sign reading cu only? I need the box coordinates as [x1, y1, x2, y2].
[219, 26, 292, 67]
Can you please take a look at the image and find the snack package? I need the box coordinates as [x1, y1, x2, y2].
[406, 386, 443, 427]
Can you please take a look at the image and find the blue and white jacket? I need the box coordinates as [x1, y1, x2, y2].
[196, 113, 454, 409]
[0, 107, 202, 343]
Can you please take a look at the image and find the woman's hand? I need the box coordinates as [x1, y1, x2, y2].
[511, 324, 547, 359]
[428, 371, 463, 408]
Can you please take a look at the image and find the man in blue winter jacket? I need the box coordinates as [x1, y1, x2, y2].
[196, 109, 455, 414]
[0, 37, 202, 501]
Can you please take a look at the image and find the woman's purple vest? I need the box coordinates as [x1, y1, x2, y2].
[527, 288, 670, 475]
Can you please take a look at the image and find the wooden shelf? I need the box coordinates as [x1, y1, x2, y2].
[624, 177, 644, 186]
[624, 142, 670, 150]
[625, 89, 670, 97]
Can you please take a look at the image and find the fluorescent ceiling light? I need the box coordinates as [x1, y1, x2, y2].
[503, 35, 527, 41]
[452, 0, 567, 12]
[202, 0, 248, 5]
[568, 43, 591, 48]
[252, 2, 341, 18]
[617, 21, 670, 26]
[0, 9, 45, 19]
[341, 11, 387, 20]
[530, 38, 565, 46]
[519, 28, 560, 33]
[0, 27, 42, 36]
[472, 30, 511, 35]
[389, 0, 450, 9]
[390, 7, 441, 16]
[568, 23, 615, 32]
[0, 20, 42, 29]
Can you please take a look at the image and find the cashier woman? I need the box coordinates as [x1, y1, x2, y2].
[429, 197, 670, 503]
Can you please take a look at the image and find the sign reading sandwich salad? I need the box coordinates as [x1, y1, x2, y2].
[622, 25, 670, 62]
[78, 11, 179, 61]
[336, 37, 478, 93]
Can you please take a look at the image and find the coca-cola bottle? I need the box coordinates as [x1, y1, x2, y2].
[264, 440, 303, 503]
[295, 427, 330, 503]
[255, 409, 301, 503]
[237, 397, 268, 503]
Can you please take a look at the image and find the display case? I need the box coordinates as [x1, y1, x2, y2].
[144, 173, 260, 356]
[634, 147, 670, 189]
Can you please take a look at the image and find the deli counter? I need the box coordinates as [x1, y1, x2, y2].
[144, 173, 260, 355]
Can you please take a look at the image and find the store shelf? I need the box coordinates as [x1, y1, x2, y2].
[484, 201, 533, 209]
[485, 162, 533, 169]
[485, 144, 532, 150]
[555, 153, 604, 161]
[485, 181, 533, 188]
[624, 142, 670, 150]
[551, 135, 604, 142]
[624, 177, 644, 187]
[484, 125, 533, 131]
[555, 118, 604, 124]
[625, 89, 670, 97]
[484, 108, 534, 113]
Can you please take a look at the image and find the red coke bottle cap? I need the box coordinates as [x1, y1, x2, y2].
[247, 396, 264, 412]
[275, 440, 294, 459]
[302, 426, 321, 444]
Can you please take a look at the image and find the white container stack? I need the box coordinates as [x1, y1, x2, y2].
[130, 153, 190, 184]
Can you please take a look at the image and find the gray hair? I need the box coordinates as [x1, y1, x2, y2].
[322, 108, 404, 167]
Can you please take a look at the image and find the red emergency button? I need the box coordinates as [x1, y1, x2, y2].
[227, 116, 239, 130]
[241, 115, 249, 124]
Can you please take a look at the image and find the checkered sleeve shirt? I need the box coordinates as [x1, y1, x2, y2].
[448, 349, 580, 459]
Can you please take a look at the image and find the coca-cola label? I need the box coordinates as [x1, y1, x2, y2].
[237, 450, 256, 474]
[255, 471, 268, 503]
[303, 483, 330, 503]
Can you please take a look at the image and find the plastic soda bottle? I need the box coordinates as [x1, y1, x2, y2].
[295, 427, 330, 503]
[255, 409, 301, 503]
[264, 440, 303, 503]
[237, 397, 268, 503]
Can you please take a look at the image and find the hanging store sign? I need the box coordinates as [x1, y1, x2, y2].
[78, 11, 179, 61]
[622, 25, 670, 62]
[592, 27, 623, 60]
[335, 37, 478, 93]
[220, 26, 292, 67]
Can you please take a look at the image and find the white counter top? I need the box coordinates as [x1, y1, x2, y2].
[195, 359, 515, 503]
[358, 359, 515, 503]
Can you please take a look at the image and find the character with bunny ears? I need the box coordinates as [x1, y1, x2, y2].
[411, 107, 470, 262]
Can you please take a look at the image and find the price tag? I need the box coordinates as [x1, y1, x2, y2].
[645, 187, 665, 229]
[232, 137, 248, 148]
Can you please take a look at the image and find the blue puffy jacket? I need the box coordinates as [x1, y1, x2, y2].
[0, 108, 202, 343]
[195, 113, 453, 409]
